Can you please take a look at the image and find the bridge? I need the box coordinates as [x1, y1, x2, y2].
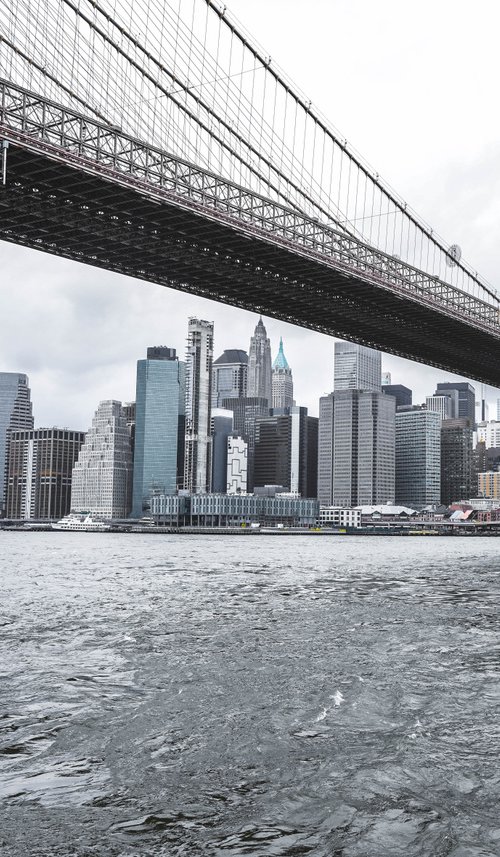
[1, 0, 499, 385]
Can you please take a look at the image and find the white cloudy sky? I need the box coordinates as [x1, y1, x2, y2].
[1, 0, 500, 430]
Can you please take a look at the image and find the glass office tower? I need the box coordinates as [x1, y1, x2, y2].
[333, 342, 381, 392]
[0, 372, 34, 515]
[132, 347, 185, 517]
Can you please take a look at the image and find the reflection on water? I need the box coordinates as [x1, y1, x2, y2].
[1, 533, 500, 856]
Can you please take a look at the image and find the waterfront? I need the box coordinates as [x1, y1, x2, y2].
[1, 533, 500, 856]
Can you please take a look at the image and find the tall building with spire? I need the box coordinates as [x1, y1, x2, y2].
[247, 317, 272, 407]
[272, 337, 294, 409]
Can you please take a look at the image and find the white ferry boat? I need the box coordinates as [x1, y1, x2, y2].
[51, 514, 111, 532]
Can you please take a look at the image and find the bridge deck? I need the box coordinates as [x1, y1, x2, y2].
[2, 142, 500, 386]
[1, 79, 499, 384]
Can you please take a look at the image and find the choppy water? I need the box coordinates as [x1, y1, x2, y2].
[1, 533, 500, 856]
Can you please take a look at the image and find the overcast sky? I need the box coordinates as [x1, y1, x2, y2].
[2, 0, 500, 431]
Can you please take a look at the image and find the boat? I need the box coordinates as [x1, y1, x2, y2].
[51, 514, 111, 532]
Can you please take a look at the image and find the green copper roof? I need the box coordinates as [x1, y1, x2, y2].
[273, 337, 289, 370]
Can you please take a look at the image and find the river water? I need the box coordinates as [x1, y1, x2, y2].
[1, 532, 500, 856]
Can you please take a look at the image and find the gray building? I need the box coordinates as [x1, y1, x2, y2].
[334, 342, 381, 392]
[426, 395, 452, 421]
[382, 384, 412, 409]
[211, 408, 233, 493]
[435, 382, 475, 425]
[254, 406, 318, 498]
[0, 372, 34, 515]
[6, 428, 85, 520]
[221, 396, 270, 491]
[184, 319, 214, 494]
[212, 349, 248, 407]
[132, 347, 185, 516]
[318, 389, 395, 507]
[395, 406, 441, 508]
[247, 317, 272, 406]
[151, 491, 319, 527]
[72, 401, 133, 518]
[441, 418, 473, 505]
[272, 337, 294, 409]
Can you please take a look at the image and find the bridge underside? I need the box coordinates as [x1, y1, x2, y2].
[1, 144, 499, 386]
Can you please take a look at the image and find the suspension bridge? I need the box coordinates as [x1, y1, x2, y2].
[1, 0, 499, 384]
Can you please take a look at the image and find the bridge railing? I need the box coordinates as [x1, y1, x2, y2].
[1, 78, 499, 334]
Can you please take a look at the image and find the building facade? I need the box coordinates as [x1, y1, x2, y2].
[184, 319, 214, 494]
[151, 492, 319, 527]
[381, 384, 412, 409]
[212, 349, 248, 407]
[5, 428, 85, 519]
[71, 400, 133, 518]
[0, 373, 34, 515]
[272, 337, 294, 409]
[478, 471, 500, 501]
[440, 418, 473, 505]
[221, 396, 270, 491]
[132, 347, 185, 516]
[227, 434, 248, 494]
[254, 406, 317, 497]
[333, 342, 381, 392]
[426, 395, 452, 421]
[247, 317, 272, 406]
[211, 408, 233, 493]
[318, 390, 395, 507]
[123, 401, 136, 459]
[395, 407, 441, 507]
[435, 382, 475, 424]
[477, 421, 500, 448]
[319, 507, 362, 528]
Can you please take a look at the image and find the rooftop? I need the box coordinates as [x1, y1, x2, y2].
[213, 349, 248, 365]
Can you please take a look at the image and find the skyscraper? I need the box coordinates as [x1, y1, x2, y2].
[254, 406, 315, 496]
[272, 337, 294, 409]
[382, 384, 412, 409]
[333, 342, 381, 392]
[211, 408, 233, 493]
[435, 382, 475, 424]
[426, 395, 452, 421]
[212, 349, 248, 407]
[0, 372, 34, 515]
[6, 428, 85, 519]
[247, 317, 272, 406]
[71, 401, 133, 518]
[132, 347, 185, 516]
[441, 418, 473, 505]
[184, 318, 214, 494]
[318, 390, 395, 506]
[395, 407, 441, 508]
[221, 396, 270, 491]
[123, 401, 136, 459]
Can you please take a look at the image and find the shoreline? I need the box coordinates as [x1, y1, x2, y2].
[2, 525, 500, 537]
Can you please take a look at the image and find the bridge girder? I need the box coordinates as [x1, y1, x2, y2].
[1, 143, 500, 387]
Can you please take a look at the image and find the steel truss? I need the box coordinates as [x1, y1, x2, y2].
[1, 79, 500, 385]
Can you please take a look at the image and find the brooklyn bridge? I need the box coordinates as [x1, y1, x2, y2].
[1, 0, 499, 384]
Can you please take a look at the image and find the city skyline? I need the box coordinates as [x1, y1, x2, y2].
[1, 1, 500, 430]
